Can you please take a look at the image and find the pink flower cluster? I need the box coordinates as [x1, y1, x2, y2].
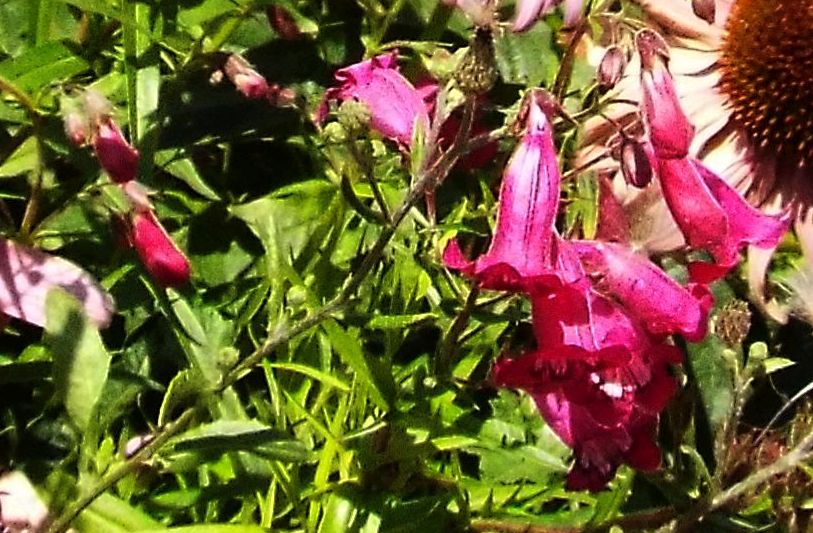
[444, 92, 710, 490]
[441, 31, 788, 490]
[66, 91, 191, 288]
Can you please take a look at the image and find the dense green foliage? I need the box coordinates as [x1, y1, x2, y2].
[0, 1, 812, 531]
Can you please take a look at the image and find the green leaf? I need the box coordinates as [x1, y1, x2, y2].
[687, 335, 735, 434]
[169, 419, 313, 462]
[0, 41, 88, 93]
[268, 362, 351, 392]
[132, 526, 269, 533]
[494, 22, 558, 87]
[322, 319, 394, 411]
[45, 288, 111, 430]
[0, 136, 38, 178]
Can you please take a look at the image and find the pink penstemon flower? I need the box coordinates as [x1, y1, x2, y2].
[318, 52, 430, 147]
[443, 94, 569, 291]
[444, 90, 711, 489]
[492, 239, 685, 490]
[635, 29, 791, 281]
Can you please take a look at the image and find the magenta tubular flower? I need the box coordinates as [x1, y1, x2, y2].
[0, 237, 115, 328]
[93, 119, 139, 183]
[493, 268, 682, 490]
[319, 53, 429, 146]
[571, 240, 711, 341]
[131, 210, 191, 288]
[637, 29, 790, 280]
[443, 97, 568, 291]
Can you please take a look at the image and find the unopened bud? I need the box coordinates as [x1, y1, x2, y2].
[597, 46, 626, 91]
[64, 110, 89, 146]
[716, 300, 752, 347]
[124, 433, 155, 458]
[267, 5, 301, 40]
[620, 139, 654, 188]
[93, 119, 139, 183]
[454, 27, 498, 95]
[267, 83, 296, 106]
[691, 0, 715, 24]
[131, 211, 191, 288]
[337, 99, 372, 137]
[223, 54, 269, 100]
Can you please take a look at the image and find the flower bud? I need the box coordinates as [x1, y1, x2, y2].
[93, 119, 140, 183]
[620, 138, 654, 188]
[267, 5, 301, 40]
[715, 300, 751, 347]
[223, 54, 269, 100]
[63, 110, 89, 146]
[337, 99, 372, 137]
[691, 0, 715, 24]
[267, 83, 296, 107]
[454, 27, 498, 95]
[597, 46, 626, 91]
[131, 210, 191, 288]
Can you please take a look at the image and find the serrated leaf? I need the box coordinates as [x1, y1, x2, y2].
[46, 289, 111, 430]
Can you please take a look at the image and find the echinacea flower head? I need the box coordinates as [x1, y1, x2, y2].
[582, 0, 813, 315]
[444, 94, 569, 291]
[130, 210, 191, 288]
[0, 237, 115, 328]
[319, 52, 429, 146]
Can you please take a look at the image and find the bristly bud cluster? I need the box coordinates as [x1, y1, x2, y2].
[715, 300, 752, 347]
[454, 27, 498, 96]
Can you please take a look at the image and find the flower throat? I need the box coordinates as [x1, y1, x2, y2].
[718, 0, 813, 167]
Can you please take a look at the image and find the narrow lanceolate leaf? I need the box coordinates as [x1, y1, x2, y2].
[46, 289, 111, 430]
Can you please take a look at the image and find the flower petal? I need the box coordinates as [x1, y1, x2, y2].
[444, 97, 562, 290]
[131, 210, 191, 288]
[0, 237, 115, 328]
[513, 0, 555, 32]
[327, 53, 429, 145]
[571, 240, 710, 341]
